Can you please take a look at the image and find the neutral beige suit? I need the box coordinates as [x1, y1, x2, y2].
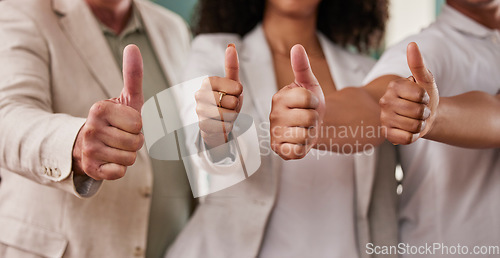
[0, 0, 190, 257]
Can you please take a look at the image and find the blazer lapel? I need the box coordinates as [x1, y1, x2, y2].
[240, 25, 278, 122]
[319, 33, 366, 90]
[319, 34, 379, 228]
[53, 0, 123, 99]
[239, 26, 282, 220]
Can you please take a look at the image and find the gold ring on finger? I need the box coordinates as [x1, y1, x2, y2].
[217, 91, 226, 108]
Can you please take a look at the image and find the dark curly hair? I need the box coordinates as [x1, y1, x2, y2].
[192, 0, 389, 53]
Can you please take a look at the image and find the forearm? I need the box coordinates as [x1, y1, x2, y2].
[0, 5, 98, 196]
[0, 101, 85, 178]
[425, 91, 500, 148]
[315, 75, 401, 152]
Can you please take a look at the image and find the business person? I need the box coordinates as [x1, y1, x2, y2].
[0, 0, 193, 257]
[270, 0, 500, 255]
[167, 0, 397, 257]
[370, 1, 500, 255]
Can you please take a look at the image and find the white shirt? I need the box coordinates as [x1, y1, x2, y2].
[260, 150, 357, 258]
[258, 30, 374, 258]
[364, 5, 500, 256]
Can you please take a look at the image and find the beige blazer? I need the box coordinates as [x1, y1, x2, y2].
[167, 26, 398, 258]
[0, 0, 190, 257]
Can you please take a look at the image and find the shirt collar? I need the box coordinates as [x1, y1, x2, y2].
[438, 4, 497, 39]
[99, 4, 143, 37]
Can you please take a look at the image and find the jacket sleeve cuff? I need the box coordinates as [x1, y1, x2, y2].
[73, 173, 103, 198]
[39, 116, 103, 198]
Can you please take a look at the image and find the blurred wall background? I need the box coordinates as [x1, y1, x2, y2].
[153, 0, 447, 49]
[152, 0, 198, 24]
[385, 0, 446, 47]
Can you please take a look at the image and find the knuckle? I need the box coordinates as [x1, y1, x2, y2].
[387, 81, 398, 91]
[411, 120, 422, 133]
[82, 162, 94, 176]
[202, 77, 212, 89]
[403, 133, 413, 145]
[234, 82, 243, 95]
[83, 126, 97, 139]
[272, 92, 283, 104]
[89, 101, 108, 117]
[228, 97, 239, 109]
[416, 87, 427, 101]
[379, 96, 389, 107]
[294, 146, 307, 159]
[137, 134, 145, 149]
[133, 119, 143, 132]
[269, 111, 278, 122]
[270, 142, 279, 153]
[415, 105, 426, 118]
[124, 152, 137, 166]
[194, 90, 203, 101]
[195, 104, 204, 115]
[131, 135, 144, 150]
[82, 143, 97, 159]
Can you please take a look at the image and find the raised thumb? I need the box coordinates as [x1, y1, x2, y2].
[121, 44, 144, 112]
[225, 43, 240, 82]
[291, 44, 319, 89]
[407, 42, 433, 84]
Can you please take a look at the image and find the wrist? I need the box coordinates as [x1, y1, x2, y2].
[72, 128, 86, 176]
[202, 133, 229, 149]
[422, 99, 442, 141]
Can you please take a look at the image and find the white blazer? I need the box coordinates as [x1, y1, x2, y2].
[168, 25, 398, 258]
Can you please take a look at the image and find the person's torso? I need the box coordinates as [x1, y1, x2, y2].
[168, 25, 382, 258]
[399, 7, 500, 254]
[0, 0, 191, 257]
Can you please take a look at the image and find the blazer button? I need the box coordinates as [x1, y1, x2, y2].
[140, 187, 152, 198]
[134, 246, 144, 257]
[53, 168, 61, 177]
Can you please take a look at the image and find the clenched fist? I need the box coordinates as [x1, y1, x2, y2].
[270, 44, 325, 160]
[72, 44, 145, 180]
[379, 42, 439, 145]
[195, 44, 243, 148]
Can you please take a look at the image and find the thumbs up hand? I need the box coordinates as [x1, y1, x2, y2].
[195, 44, 243, 149]
[270, 44, 325, 160]
[379, 42, 439, 145]
[72, 44, 145, 180]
